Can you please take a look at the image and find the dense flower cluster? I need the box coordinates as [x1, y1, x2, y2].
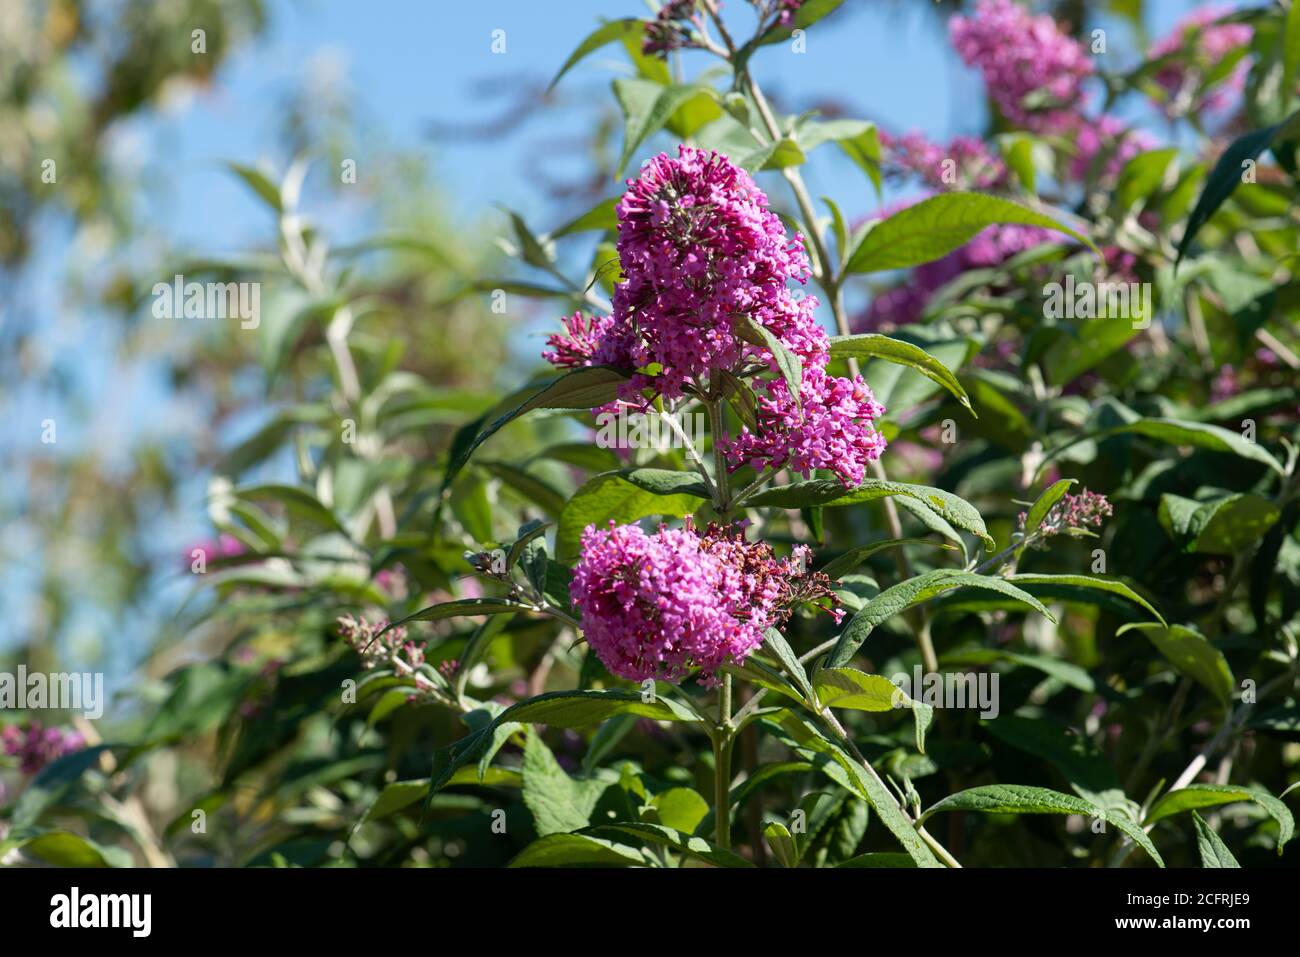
[543, 312, 617, 370]
[2, 721, 85, 775]
[949, 0, 1154, 183]
[949, 0, 1093, 129]
[1149, 7, 1253, 115]
[571, 519, 837, 685]
[544, 145, 888, 485]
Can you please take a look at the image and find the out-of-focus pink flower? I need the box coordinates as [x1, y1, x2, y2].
[1, 721, 85, 775]
[950, 0, 1094, 129]
[186, 534, 244, 569]
[881, 130, 1010, 191]
[1148, 7, 1253, 115]
[1067, 114, 1158, 183]
[1210, 364, 1239, 403]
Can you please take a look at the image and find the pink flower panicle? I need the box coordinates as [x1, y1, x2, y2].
[723, 366, 887, 486]
[1148, 7, 1253, 114]
[2, 721, 85, 776]
[543, 146, 888, 487]
[950, 0, 1093, 129]
[612, 146, 814, 398]
[1019, 488, 1114, 547]
[542, 311, 617, 369]
[571, 520, 838, 685]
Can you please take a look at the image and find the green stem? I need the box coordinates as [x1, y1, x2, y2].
[714, 673, 735, 849]
[707, 396, 732, 516]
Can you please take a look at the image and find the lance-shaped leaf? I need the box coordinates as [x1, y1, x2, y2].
[1044, 416, 1284, 476]
[920, 784, 1163, 867]
[820, 538, 956, 580]
[549, 19, 644, 92]
[843, 192, 1097, 274]
[1192, 812, 1241, 868]
[1175, 109, 1300, 267]
[1118, 623, 1234, 706]
[750, 479, 993, 550]
[829, 571, 1055, 667]
[556, 469, 706, 562]
[1145, 784, 1293, 852]
[762, 710, 942, 867]
[812, 666, 933, 753]
[829, 334, 974, 414]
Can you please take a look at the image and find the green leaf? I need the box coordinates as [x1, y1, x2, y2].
[1175, 110, 1300, 267]
[522, 730, 607, 836]
[1192, 812, 1240, 868]
[549, 19, 643, 91]
[749, 479, 993, 550]
[1120, 623, 1235, 706]
[820, 538, 956, 580]
[744, 319, 804, 412]
[828, 334, 974, 414]
[364, 779, 432, 823]
[1021, 479, 1075, 542]
[1007, 574, 1166, 627]
[556, 469, 704, 563]
[838, 852, 917, 868]
[508, 833, 648, 867]
[763, 629, 815, 702]
[843, 192, 1096, 274]
[377, 598, 531, 641]
[941, 648, 1094, 693]
[441, 366, 633, 498]
[1044, 417, 1285, 476]
[231, 483, 347, 536]
[10, 746, 113, 831]
[482, 461, 567, 517]
[1147, 784, 1292, 853]
[764, 822, 801, 867]
[829, 571, 1055, 668]
[550, 197, 619, 238]
[813, 667, 932, 752]
[1157, 493, 1281, 555]
[646, 788, 709, 834]
[921, 784, 1163, 866]
[225, 162, 282, 213]
[501, 689, 698, 728]
[813, 667, 903, 712]
[756, 0, 848, 45]
[613, 79, 715, 177]
[738, 137, 806, 172]
[14, 830, 120, 868]
[1286, 3, 1300, 110]
[587, 822, 752, 867]
[764, 711, 941, 866]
